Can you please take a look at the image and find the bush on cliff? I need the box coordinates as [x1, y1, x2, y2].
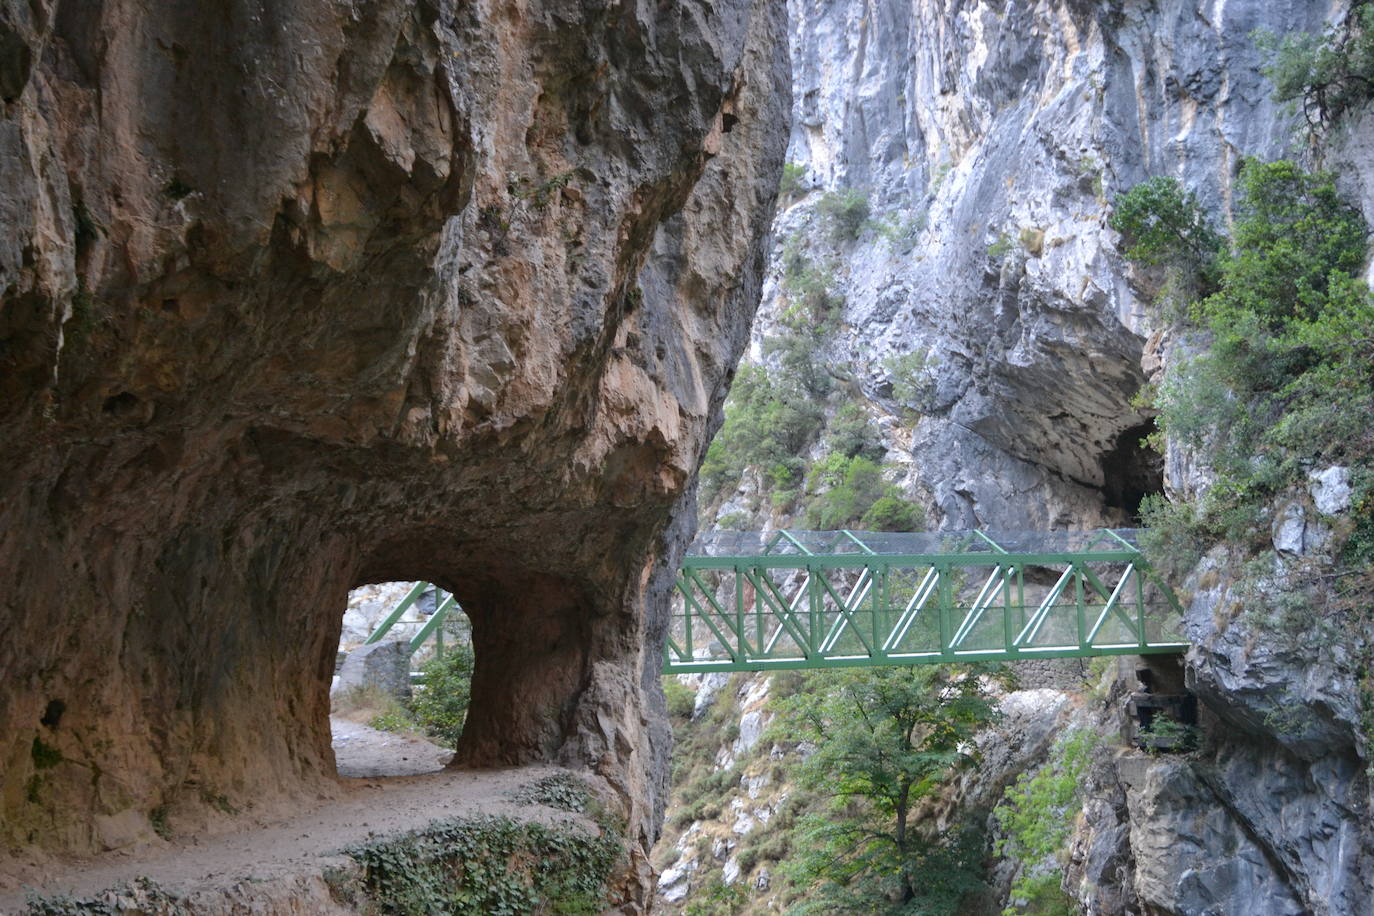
[1116, 161, 1374, 619]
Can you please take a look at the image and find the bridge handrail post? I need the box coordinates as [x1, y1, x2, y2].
[407, 592, 456, 655]
[736, 564, 746, 664]
[1136, 562, 1148, 647]
[937, 561, 952, 659]
[871, 561, 884, 660]
[1075, 564, 1088, 650]
[1003, 563, 1015, 654]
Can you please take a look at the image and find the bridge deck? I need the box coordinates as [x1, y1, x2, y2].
[664, 529, 1187, 673]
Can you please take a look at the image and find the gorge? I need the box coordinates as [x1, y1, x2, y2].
[2, 0, 1373, 913]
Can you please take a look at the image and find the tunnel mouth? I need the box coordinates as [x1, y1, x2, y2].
[1100, 421, 1164, 522]
[329, 581, 474, 780]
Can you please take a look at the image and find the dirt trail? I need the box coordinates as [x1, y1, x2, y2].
[0, 719, 567, 911]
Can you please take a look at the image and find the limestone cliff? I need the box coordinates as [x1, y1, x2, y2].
[676, 0, 1372, 912]
[0, 0, 788, 904]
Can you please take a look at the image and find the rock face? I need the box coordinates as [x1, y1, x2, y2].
[0, 0, 788, 901]
[724, 0, 1334, 532]
[681, 0, 1374, 912]
[333, 641, 412, 703]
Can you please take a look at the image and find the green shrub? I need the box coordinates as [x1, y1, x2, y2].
[344, 814, 621, 915]
[699, 365, 827, 501]
[780, 162, 807, 197]
[1117, 161, 1374, 614]
[803, 455, 922, 531]
[368, 710, 417, 733]
[817, 189, 871, 242]
[684, 876, 747, 916]
[884, 349, 938, 414]
[411, 644, 475, 748]
[513, 772, 592, 812]
[987, 232, 1016, 261]
[860, 495, 923, 532]
[663, 677, 696, 720]
[1109, 176, 1222, 295]
[995, 729, 1097, 916]
[824, 404, 885, 461]
[1256, 4, 1374, 132]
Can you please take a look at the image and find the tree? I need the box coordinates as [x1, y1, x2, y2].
[1108, 176, 1222, 297]
[773, 665, 1010, 914]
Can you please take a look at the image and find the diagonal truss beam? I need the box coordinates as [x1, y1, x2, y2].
[664, 530, 1187, 672]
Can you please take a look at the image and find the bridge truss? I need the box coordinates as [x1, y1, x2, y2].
[663, 529, 1187, 673]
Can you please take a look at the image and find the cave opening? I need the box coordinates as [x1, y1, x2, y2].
[329, 582, 474, 779]
[1099, 421, 1164, 522]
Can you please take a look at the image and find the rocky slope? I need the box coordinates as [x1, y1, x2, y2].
[0, 0, 787, 906]
[665, 0, 1372, 912]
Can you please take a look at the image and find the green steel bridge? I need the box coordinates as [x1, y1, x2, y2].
[663, 529, 1187, 673]
[363, 529, 1188, 676]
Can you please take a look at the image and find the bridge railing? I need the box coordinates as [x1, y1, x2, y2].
[363, 582, 461, 672]
[664, 529, 1187, 673]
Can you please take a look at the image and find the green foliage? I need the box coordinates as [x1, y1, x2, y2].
[1119, 161, 1374, 622]
[663, 677, 697, 720]
[817, 189, 872, 242]
[411, 644, 475, 748]
[780, 162, 808, 198]
[149, 806, 172, 841]
[684, 876, 747, 916]
[1137, 716, 1199, 755]
[825, 403, 886, 461]
[512, 773, 592, 813]
[369, 709, 418, 733]
[802, 455, 921, 532]
[772, 665, 1008, 912]
[1256, 4, 1374, 133]
[781, 251, 844, 336]
[995, 728, 1097, 916]
[343, 814, 622, 916]
[1206, 160, 1367, 326]
[30, 737, 62, 770]
[1109, 176, 1222, 297]
[507, 170, 574, 209]
[986, 232, 1015, 261]
[884, 349, 938, 415]
[699, 365, 827, 501]
[861, 495, 924, 533]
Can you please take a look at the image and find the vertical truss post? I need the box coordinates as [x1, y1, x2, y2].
[1075, 564, 1087, 649]
[1003, 563, 1015, 654]
[937, 561, 952, 659]
[1017, 565, 1026, 634]
[808, 564, 820, 658]
[683, 578, 694, 660]
[1135, 563, 1148, 648]
[435, 589, 446, 659]
[871, 561, 884, 660]
[758, 565, 769, 659]
[735, 564, 746, 664]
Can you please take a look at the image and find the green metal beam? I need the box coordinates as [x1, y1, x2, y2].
[365, 581, 430, 644]
[664, 529, 1187, 673]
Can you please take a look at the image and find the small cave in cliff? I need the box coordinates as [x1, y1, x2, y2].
[1099, 422, 1164, 522]
[330, 583, 473, 779]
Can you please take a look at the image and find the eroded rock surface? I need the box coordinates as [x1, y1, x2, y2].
[0, 0, 788, 904]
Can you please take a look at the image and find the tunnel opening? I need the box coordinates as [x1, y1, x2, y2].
[1100, 420, 1164, 522]
[330, 582, 474, 779]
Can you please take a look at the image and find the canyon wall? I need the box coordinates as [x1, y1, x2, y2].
[0, 0, 787, 903]
[671, 0, 1371, 911]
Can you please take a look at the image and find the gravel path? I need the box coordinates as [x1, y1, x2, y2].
[0, 719, 569, 911]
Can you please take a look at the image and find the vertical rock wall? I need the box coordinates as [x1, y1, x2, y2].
[741, 0, 1329, 531]
[730, 0, 1372, 912]
[0, 0, 788, 900]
